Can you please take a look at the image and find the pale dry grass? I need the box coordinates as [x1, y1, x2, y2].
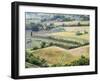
[51, 31, 89, 40]
[32, 46, 76, 65]
[68, 45, 89, 58]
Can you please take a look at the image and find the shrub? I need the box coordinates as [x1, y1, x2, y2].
[70, 55, 89, 66]
[32, 46, 39, 50]
[41, 42, 46, 48]
[84, 30, 88, 34]
[26, 52, 49, 67]
[29, 56, 41, 65]
[64, 64, 71, 66]
[51, 63, 63, 67]
[25, 51, 33, 62]
[49, 42, 53, 46]
[76, 31, 83, 35]
[77, 22, 81, 26]
[64, 56, 89, 66]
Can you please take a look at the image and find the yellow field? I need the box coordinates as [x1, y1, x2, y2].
[31, 46, 76, 65]
[51, 31, 89, 40]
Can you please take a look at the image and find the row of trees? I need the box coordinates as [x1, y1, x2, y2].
[41, 15, 89, 22]
[76, 30, 88, 36]
[26, 21, 89, 31]
[32, 42, 53, 50]
[26, 23, 56, 31]
[31, 37, 88, 51]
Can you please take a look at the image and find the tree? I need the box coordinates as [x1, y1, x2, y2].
[32, 46, 39, 50]
[49, 42, 53, 46]
[41, 42, 46, 48]
[51, 63, 63, 67]
[31, 23, 43, 31]
[77, 22, 81, 26]
[76, 31, 83, 35]
[84, 30, 88, 34]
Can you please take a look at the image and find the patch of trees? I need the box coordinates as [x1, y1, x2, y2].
[51, 55, 89, 67]
[31, 42, 53, 51]
[70, 55, 89, 66]
[79, 15, 90, 21]
[25, 51, 49, 67]
[45, 23, 56, 30]
[76, 31, 88, 36]
[26, 22, 56, 31]
[31, 23, 43, 31]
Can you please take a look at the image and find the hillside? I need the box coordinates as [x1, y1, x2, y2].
[31, 46, 80, 65]
[68, 45, 89, 57]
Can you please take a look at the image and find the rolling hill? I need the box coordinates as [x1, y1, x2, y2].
[31, 46, 76, 65]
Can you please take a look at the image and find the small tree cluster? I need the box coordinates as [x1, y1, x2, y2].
[76, 31, 83, 35]
[25, 51, 49, 67]
[64, 55, 89, 66]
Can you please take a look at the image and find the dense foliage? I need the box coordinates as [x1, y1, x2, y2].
[69, 55, 89, 66]
[25, 51, 48, 67]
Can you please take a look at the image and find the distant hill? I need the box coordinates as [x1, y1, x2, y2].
[25, 12, 90, 31]
[50, 27, 65, 32]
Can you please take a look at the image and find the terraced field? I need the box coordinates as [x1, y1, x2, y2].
[51, 31, 89, 40]
[28, 29, 89, 49]
[25, 12, 90, 68]
[25, 27, 89, 68]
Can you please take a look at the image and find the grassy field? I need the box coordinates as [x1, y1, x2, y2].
[25, 24, 90, 68]
[26, 45, 89, 67]
[51, 29, 89, 40]
[31, 46, 76, 65]
[25, 13, 90, 68]
[29, 28, 89, 49]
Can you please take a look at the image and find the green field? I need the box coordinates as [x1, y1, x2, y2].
[29, 28, 89, 49]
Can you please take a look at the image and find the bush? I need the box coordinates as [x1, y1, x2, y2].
[29, 56, 42, 65]
[77, 22, 81, 26]
[64, 64, 71, 66]
[32, 46, 39, 50]
[25, 51, 33, 62]
[25, 51, 49, 67]
[70, 55, 89, 66]
[41, 42, 46, 48]
[64, 56, 89, 66]
[76, 31, 83, 35]
[84, 30, 88, 34]
[49, 42, 53, 46]
[51, 63, 63, 67]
